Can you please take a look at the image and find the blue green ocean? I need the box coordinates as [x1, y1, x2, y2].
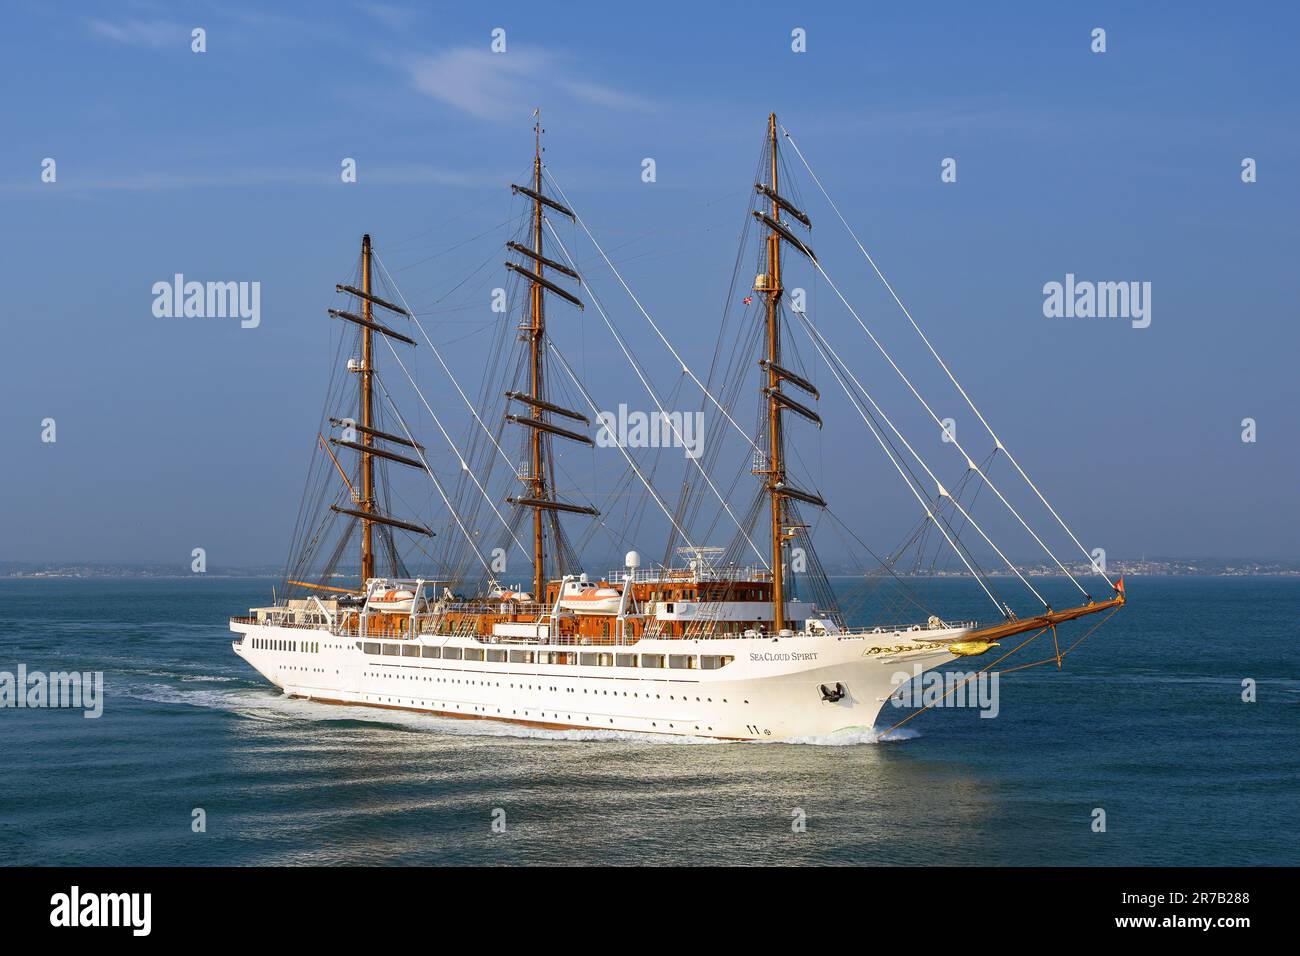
[1, 576, 1295, 865]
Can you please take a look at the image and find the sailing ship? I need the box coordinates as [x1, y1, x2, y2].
[230, 113, 1125, 741]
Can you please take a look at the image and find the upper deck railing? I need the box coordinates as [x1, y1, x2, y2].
[231, 613, 978, 644]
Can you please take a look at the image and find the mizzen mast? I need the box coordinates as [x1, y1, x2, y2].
[324, 234, 434, 588]
[359, 234, 376, 583]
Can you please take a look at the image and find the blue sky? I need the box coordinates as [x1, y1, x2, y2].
[2, 0, 1297, 569]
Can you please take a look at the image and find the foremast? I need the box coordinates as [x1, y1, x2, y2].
[755, 112, 822, 631]
[763, 113, 787, 631]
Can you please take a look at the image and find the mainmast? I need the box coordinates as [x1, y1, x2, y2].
[504, 113, 596, 599]
[528, 121, 546, 600]
[360, 233, 376, 584]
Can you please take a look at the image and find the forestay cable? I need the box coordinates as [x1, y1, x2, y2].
[781, 126, 1113, 589]
[797, 310, 1047, 610]
[801, 321, 1005, 616]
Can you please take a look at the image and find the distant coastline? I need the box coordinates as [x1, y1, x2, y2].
[2, 558, 1298, 579]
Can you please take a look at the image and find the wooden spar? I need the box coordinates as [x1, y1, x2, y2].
[510, 183, 575, 219]
[359, 235, 375, 585]
[329, 417, 424, 451]
[330, 438, 426, 470]
[331, 505, 435, 537]
[504, 261, 584, 309]
[287, 579, 357, 594]
[754, 183, 811, 228]
[506, 241, 581, 280]
[765, 386, 822, 428]
[335, 284, 411, 317]
[504, 391, 590, 424]
[774, 482, 826, 509]
[318, 433, 358, 501]
[765, 111, 787, 632]
[328, 309, 416, 346]
[753, 211, 816, 262]
[507, 497, 600, 516]
[961, 587, 1126, 645]
[505, 413, 594, 446]
[760, 359, 819, 399]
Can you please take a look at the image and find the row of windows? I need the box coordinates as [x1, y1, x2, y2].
[250, 637, 320, 653]
[365, 671, 745, 706]
[362, 691, 720, 734]
[359, 642, 733, 670]
[644, 588, 765, 603]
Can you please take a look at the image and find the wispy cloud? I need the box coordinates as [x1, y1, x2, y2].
[0, 163, 498, 196]
[86, 18, 186, 48]
[358, 3, 419, 30]
[405, 47, 654, 122]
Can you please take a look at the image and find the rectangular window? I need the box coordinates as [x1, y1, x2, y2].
[382, 644, 400, 656]
[508, 650, 534, 664]
[615, 653, 636, 668]
[486, 649, 506, 663]
[700, 655, 734, 670]
[363, 642, 381, 655]
[640, 654, 664, 669]
[401, 645, 420, 658]
[463, 648, 485, 662]
[421, 646, 441, 659]
[668, 654, 696, 670]
[442, 647, 463, 660]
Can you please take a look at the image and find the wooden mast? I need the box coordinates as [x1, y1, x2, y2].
[360, 233, 376, 585]
[528, 116, 547, 601]
[764, 112, 787, 632]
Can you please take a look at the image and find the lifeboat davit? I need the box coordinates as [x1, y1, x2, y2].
[559, 586, 622, 615]
[369, 589, 415, 613]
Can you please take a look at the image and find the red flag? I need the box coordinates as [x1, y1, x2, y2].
[743, 295, 753, 304]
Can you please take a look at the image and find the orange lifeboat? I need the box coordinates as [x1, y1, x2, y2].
[369, 588, 415, 613]
[559, 586, 622, 615]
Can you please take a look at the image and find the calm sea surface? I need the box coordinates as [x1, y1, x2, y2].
[1, 576, 1296, 866]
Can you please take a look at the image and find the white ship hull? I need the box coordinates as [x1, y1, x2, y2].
[230, 621, 969, 741]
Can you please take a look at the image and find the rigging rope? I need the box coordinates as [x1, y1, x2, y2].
[799, 314, 1006, 616]
[542, 167, 764, 458]
[374, 374, 494, 576]
[781, 125, 1113, 590]
[798, 310, 1050, 609]
[542, 218, 769, 571]
[547, 341, 700, 558]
